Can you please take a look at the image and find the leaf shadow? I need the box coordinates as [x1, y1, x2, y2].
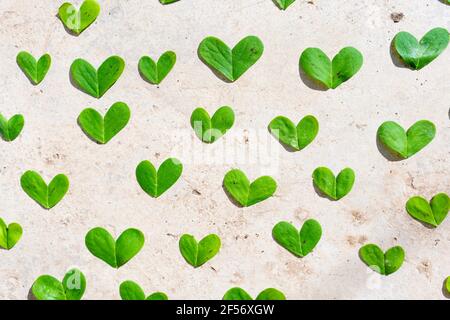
[196, 48, 233, 84]
[442, 279, 450, 299]
[222, 184, 244, 208]
[27, 287, 36, 300]
[389, 38, 409, 69]
[376, 135, 404, 162]
[56, 13, 80, 37]
[312, 181, 336, 201]
[298, 66, 328, 91]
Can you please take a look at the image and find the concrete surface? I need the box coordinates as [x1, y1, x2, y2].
[0, 0, 449, 299]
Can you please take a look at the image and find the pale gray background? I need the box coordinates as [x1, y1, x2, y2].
[0, 0, 449, 299]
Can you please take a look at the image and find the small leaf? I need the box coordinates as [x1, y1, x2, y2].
[377, 120, 436, 159]
[70, 56, 125, 98]
[0, 218, 23, 250]
[120, 281, 169, 300]
[136, 158, 183, 198]
[0, 113, 24, 142]
[312, 167, 355, 200]
[272, 219, 322, 257]
[85, 227, 145, 268]
[58, 0, 100, 35]
[179, 234, 221, 268]
[269, 115, 318, 151]
[223, 169, 277, 207]
[394, 27, 449, 70]
[139, 51, 176, 85]
[359, 244, 405, 276]
[406, 193, 449, 227]
[78, 102, 130, 144]
[190, 106, 235, 143]
[20, 171, 69, 209]
[16, 51, 51, 85]
[198, 36, 264, 82]
[299, 47, 363, 89]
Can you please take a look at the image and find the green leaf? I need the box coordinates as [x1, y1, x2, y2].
[223, 169, 277, 207]
[0, 113, 24, 142]
[377, 120, 436, 159]
[406, 193, 449, 227]
[268, 115, 319, 151]
[139, 51, 176, 85]
[272, 219, 322, 257]
[58, 0, 100, 35]
[120, 280, 168, 300]
[312, 167, 355, 200]
[190, 106, 235, 143]
[16, 51, 51, 85]
[0, 218, 23, 250]
[299, 47, 363, 89]
[62, 269, 87, 300]
[160, 0, 180, 4]
[20, 170, 69, 209]
[359, 244, 405, 276]
[85, 227, 144, 268]
[446, 277, 450, 294]
[136, 158, 183, 198]
[274, 0, 296, 10]
[198, 36, 264, 82]
[70, 56, 125, 98]
[394, 27, 449, 70]
[78, 102, 130, 144]
[223, 287, 286, 300]
[179, 234, 221, 268]
[32, 269, 86, 300]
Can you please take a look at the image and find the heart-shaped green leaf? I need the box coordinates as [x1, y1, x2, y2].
[136, 158, 183, 198]
[299, 47, 363, 89]
[70, 56, 125, 98]
[272, 219, 322, 257]
[223, 287, 286, 300]
[58, 0, 100, 35]
[312, 167, 355, 200]
[32, 268, 86, 300]
[0, 113, 24, 142]
[359, 244, 405, 276]
[20, 171, 69, 209]
[190, 106, 235, 143]
[85, 227, 144, 268]
[139, 51, 176, 85]
[274, 0, 296, 10]
[223, 169, 277, 207]
[78, 102, 130, 144]
[406, 193, 449, 227]
[160, 0, 180, 3]
[0, 218, 22, 250]
[179, 234, 221, 268]
[119, 280, 168, 300]
[377, 120, 436, 159]
[16, 51, 51, 85]
[198, 36, 264, 82]
[268, 115, 319, 151]
[394, 27, 449, 70]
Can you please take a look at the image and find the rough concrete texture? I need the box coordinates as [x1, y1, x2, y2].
[0, 0, 449, 300]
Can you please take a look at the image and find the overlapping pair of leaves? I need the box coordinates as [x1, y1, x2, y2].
[32, 269, 86, 300]
[406, 193, 449, 227]
[223, 287, 286, 300]
[179, 234, 221, 268]
[191, 106, 235, 143]
[0, 113, 24, 142]
[273, 220, 322, 258]
[20, 171, 69, 209]
[359, 244, 405, 276]
[377, 120, 436, 159]
[312, 167, 355, 200]
[16, 51, 51, 85]
[120, 281, 168, 300]
[58, 0, 100, 35]
[0, 218, 22, 250]
[269, 115, 318, 151]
